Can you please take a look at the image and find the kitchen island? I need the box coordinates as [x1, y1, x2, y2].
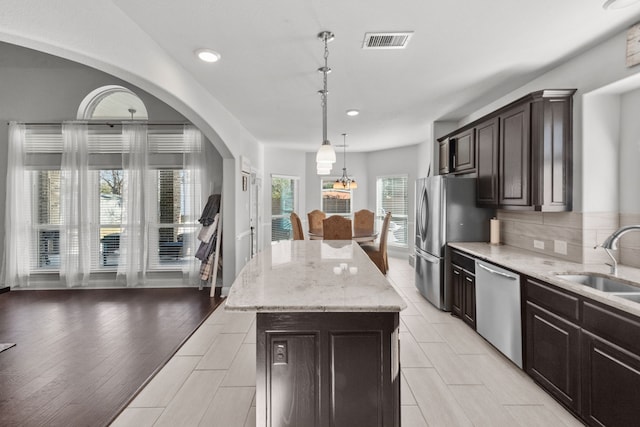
[225, 240, 406, 427]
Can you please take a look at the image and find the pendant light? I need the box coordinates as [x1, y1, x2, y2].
[333, 133, 357, 189]
[315, 31, 337, 174]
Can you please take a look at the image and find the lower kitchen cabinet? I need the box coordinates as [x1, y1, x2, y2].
[581, 331, 640, 427]
[525, 277, 640, 426]
[525, 301, 580, 412]
[449, 250, 476, 330]
[581, 301, 640, 427]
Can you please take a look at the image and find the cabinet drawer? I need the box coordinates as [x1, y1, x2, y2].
[525, 278, 579, 322]
[583, 301, 640, 355]
[450, 250, 475, 272]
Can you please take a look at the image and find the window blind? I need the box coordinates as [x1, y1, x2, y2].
[376, 175, 408, 247]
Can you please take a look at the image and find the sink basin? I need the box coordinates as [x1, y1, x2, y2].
[614, 293, 640, 303]
[555, 273, 640, 293]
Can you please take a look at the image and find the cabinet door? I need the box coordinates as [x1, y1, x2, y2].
[451, 265, 463, 318]
[439, 140, 450, 174]
[499, 103, 530, 206]
[452, 129, 475, 173]
[525, 301, 580, 412]
[530, 97, 573, 211]
[462, 272, 476, 330]
[581, 331, 640, 427]
[475, 118, 499, 205]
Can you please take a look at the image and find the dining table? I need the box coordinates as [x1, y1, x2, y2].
[308, 230, 378, 243]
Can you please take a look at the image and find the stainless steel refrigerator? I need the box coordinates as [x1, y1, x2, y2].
[415, 176, 494, 310]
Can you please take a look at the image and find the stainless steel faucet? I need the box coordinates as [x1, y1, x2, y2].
[595, 225, 640, 275]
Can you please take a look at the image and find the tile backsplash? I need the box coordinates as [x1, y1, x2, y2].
[496, 210, 628, 266]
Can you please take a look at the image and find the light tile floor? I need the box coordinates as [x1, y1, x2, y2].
[111, 257, 585, 427]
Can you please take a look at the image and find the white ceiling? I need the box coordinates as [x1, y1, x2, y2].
[93, 1, 640, 152]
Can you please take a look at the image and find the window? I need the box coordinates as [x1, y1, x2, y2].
[271, 175, 298, 242]
[20, 124, 202, 274]
[149, 169, 199, 269]
[32, 170, 61, 270]
[321, 179, 352, 217]
[376, 175, 408, 248]
[99, 170, 124, 267]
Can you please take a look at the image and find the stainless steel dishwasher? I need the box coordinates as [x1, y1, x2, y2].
[475, 259, 522, 368]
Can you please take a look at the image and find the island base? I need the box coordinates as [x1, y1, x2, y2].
[256, 311, 400, 427]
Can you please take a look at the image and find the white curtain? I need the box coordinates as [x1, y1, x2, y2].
[1, 122, 32, 287]
[117, 123, 150, 286]
[182, 125, 204, 285]
[60, 122, 91, 287]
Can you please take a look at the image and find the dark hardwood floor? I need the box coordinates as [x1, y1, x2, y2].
[0, 288, 223, 427]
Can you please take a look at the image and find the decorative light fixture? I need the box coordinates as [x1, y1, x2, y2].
[333, 133, 357, 189]
[346, 109, 360, 117]
[315, 31, 337, 174]
[195, 48, 221, 63]
[603, 0, 640, 9]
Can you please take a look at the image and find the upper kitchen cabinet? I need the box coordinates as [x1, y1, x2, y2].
[438, 139, 450, 174]
[438, 128, 476, 175]
[442, 89, 576, 211]
[476, 117, 499, 205]
[499, 102, 531, 207]
[529, 90, 575, 211]
[452, 128, 475, 173]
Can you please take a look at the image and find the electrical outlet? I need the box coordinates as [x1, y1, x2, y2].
[273, 341, 288, 365]
[534, 240, 545, 250]
[554, 240, 568, 255]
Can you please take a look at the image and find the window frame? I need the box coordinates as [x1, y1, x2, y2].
[270, 174, 299, 242]
[376, 174, 409, 248]
[320, 178, 353, 218]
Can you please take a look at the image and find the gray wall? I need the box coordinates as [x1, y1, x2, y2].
[0, 42, 224, 280]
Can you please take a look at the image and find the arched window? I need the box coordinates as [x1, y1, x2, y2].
[76, 85, 148, 120]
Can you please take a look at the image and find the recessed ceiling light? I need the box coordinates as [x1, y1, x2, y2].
[603, 0, 640, 9]
[195, 49, 221, 63]
[346, 109, 360, 116]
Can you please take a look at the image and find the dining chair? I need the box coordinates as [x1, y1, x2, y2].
[361, 212, 391, 274]
[322, 216, 352, 240]
[353, 209, 375, 236]
[290, 212, 304, 240]
[307, 209, 326, 235]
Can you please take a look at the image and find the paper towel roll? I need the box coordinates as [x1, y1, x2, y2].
[490, 218, 500, 245]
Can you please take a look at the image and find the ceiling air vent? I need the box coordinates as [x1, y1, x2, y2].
[362, 32, 413, 49]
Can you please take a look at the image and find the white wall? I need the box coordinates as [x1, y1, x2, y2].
[620, 87, 640, 214]
[583, 94, 620, 213]
[367, 144, 420, 254]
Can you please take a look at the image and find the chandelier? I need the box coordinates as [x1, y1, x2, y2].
[333, 133, 357, 189]
[316, 31, 337, 175]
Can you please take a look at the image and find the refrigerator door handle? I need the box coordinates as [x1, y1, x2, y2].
[476, 262, 518, 280]
[416, 249, 439, 264]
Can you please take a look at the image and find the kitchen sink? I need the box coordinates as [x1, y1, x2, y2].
[555, 273, 640, 293]
[613, 293, 640, 303]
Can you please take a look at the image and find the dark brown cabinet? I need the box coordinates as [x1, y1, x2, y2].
[441, 89, 576, 210]
[525, 277, 640, 426]
[581, 301, 640, 427]
[499, 103, 531, 207]
[439, 128, 475, 175]
[438, 140, 450, 174]
[448, 249, 476, 330]
[451, 128, 475, 173]
[257, 312, 400, 427]
[525, 279, 581, 412]
[476, 117, 499, 205]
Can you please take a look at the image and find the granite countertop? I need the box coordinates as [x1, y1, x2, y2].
[449, 242, 640, 317]
[225, 240, 407, 313]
